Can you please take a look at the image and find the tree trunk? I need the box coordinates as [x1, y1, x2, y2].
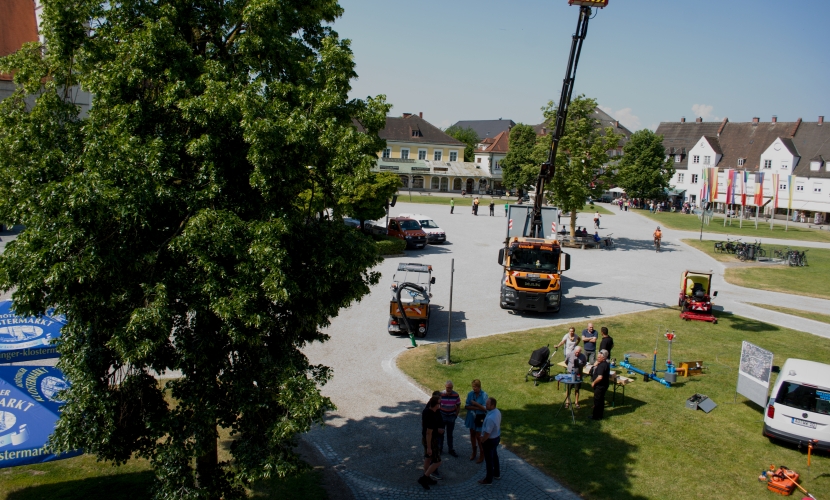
[570, 211, 577, 238]
[196, 429, 218, 494]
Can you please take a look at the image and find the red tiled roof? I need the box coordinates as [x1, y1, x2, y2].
[0, 0, 39, 81]
[481, 130, 510, 154]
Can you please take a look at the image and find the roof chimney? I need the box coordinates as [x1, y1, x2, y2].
[717, 117, 728, 136]
[402, 113, 412, 118]
[820, 116, 825, 125]
[695, 117, 702, 123]
[752, 117, 760, 125]
[771, 115, 777, 123]
[614, 120, 619, 128]
[419, 112, 423, 119]
[789, 118, 802, 137]
[680, 117, 686, 123]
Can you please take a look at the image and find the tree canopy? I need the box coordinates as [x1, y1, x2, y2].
[614, 129, 675, 202]
[443, 125, 478, 162]
[500, 123, 539, 194]
[540, 96, 624, 236]
[341, 172, 401, 228]
[0, 0, 389, 498]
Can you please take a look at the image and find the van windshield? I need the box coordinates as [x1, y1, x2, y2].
[400, 220, 421, 230]
[775, 382, 830, 415]
[419, 219, 439, 229]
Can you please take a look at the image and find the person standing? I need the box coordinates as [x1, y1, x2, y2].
[438, 380, 461, 457]
[471, 197, 475, 214]
[478, 397, 502, 485]
[565, 346, 587, 409]
[582, 323, 597, 364]
[419, 396, 444, 489]
[504, 202, 508, 217]
[464, 379, 488, 463]
[555, 327, 581, 359]
[593, 211, 601, 229]
[450, 198, 454, 214]
[591, 350, 611, 421]
[489, 200, 495, 216]
[599, 327, 614, 361]
[474, 197, 480, 215]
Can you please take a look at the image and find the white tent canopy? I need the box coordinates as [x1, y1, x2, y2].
[608, 187, 626, 193]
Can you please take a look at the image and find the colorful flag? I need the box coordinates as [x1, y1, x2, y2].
[754, 172, 765, 206]
[725, 169, 735, 205]
[787, 175, 796, 210]
[709, 167, 719, 200]
[772, 173, 779, 209]
[741, 171, 748, 206]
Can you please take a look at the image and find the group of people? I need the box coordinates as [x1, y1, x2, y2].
[449, 198, 509, 217]
[553, 322, 615, 420]
[420, 379, 502, 489]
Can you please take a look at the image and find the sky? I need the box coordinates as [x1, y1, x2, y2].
[332, 0, 830, 132]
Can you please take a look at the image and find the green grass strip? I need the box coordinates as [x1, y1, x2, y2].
[639, 210, 830, 242]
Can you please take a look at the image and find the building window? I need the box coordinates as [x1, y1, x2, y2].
[796, 184, 804, 191]
[434, 150, 443, 161]
[412, 176, 424, 189]
[418, 149, 427, 160]
[399, 175, 409, 188]
[764, 159, 772, 169]
[781, 162, 788, 170]
[703, 156, 711, 165]
[738, 158, 745, 166]
[691, 174, 698, 184]
[814, 184, 822, 193]
[382, 148, 391, 158]
[449, 151, 458, 162]
[411, 129, 422, 137]
[431, 177, 440, 190]
[677, 173, 685, 183]
[693, 155, 700, 164]
[400, 148, 409, 160]
[476, 157, 481, 163]
[494, 160, 501, 170]
[779, 183, 787, 190]
[675, 155, 681, 163]
[453, 178, 462, 190]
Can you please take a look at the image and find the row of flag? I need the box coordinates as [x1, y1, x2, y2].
[699, 168, 797, 210]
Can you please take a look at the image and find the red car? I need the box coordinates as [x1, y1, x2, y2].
[387, 217, 427, 249]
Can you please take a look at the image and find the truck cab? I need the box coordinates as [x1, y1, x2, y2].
[387, 217, 427, 249]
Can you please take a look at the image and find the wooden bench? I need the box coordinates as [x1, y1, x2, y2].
[808, 224, 826, 230]
[559, 236, 600, 249]
[676, 360, 704, 377]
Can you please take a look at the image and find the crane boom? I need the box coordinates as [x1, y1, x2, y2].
[529, 4, 597, 238]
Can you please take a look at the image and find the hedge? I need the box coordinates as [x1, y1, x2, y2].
[375, 236, 406, 255]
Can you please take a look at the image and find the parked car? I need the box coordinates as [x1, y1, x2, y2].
[387, 217, 427, 249]
[397, 213, 446, 244]
[763, 358, 830, 451]
[364, 221, 387, 236]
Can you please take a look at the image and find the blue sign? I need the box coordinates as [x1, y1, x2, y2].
[0, 300, 65, 363]
[0, 366, 81, 468]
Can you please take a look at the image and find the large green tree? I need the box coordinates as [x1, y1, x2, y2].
[614, 129, 675, 202]
[0, 1, 388, 498]
[443, 125, 478, 162]
[341, 171, 401, 228]
[500, 123, 538, 196]
[539, 96, 624, 236]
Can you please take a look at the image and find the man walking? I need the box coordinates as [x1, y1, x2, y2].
[489, 200, 495, 216]
[591, 350, 611, 421]
[504, 202, 508, 217]
[478, 397, 501, 485]
[419, 396, 444, 489]
[439, 381, 461, 457]
[582, 322, 598, 364]
[450, 198, 454, 214]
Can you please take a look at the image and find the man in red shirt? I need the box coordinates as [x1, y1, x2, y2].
[439, 380, 461, 458]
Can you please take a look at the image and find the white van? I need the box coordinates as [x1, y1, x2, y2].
[396, 213, 446, 244]
[763, 359, 830, 451]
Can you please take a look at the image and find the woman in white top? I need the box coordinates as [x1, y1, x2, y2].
[555, 327, 581, 358]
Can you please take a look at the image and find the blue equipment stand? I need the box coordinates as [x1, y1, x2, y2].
[554, 373, 582, 423]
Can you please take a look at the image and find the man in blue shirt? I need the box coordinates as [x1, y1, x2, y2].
[582, 322, 598, 364]
[478, 397, 502, 485]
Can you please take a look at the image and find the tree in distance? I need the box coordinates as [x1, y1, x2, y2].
[0, 0, 389, 498]
[614, 129, 675, 203]
[539, 96, 625, 237]
[341, 172, 401, 229]
[443, 125, 479, 162]
[500, 124, 539, 198]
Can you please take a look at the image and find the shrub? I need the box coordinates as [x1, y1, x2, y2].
[375, 236, 406, 255]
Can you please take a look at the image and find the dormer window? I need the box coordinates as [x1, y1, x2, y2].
[411, 129, 422, 137]
[738, 158, 745, 167]
[811, 161, 821, 171]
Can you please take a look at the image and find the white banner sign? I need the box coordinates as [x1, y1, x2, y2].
[736, 341, 774, 408]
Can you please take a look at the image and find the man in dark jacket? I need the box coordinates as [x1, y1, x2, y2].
[420, 396, 444, 489]
[591, 350, 611, 421]
[599, 327, 614, 361]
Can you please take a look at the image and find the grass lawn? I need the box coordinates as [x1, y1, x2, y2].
[1, 411, 328, 500]
[398, 308, 830, 500]
[682, 239, 830, 300]
[639, 209, 830, 243]
[747, 303, 830, 325]
[395, 194, 615, 215]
